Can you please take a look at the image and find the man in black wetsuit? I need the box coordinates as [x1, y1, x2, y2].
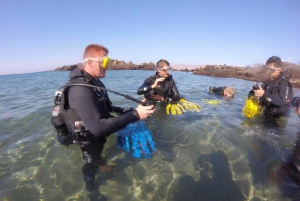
[65, 44, 155, 191]
[252, 56, 293, 123]
[137, 59, 180, 103]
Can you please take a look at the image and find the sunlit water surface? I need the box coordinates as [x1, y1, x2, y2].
[0, 70, 300, 201]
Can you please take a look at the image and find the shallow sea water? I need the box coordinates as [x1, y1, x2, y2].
[0, 70, 300, 201]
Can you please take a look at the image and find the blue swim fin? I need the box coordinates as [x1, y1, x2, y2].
[117, 120, 156, 159]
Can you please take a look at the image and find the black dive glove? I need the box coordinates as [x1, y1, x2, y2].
[122, 107, 135, 115]
[248, 90, 255, 97]
[248, 83, 259, 97]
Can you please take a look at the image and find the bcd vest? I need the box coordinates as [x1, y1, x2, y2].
[51, 77, 113, 146]
[262, 76, 293, 117]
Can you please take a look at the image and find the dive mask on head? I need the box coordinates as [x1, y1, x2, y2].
[84, 56, 111, 69]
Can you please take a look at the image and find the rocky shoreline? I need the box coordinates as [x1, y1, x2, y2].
[54, 60, 300, 88]
[54, 59, 156, 71]
[193, 63, 300, 88]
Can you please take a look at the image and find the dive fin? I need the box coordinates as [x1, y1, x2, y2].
[179, 98, 202, 113]
[166, 102, 186, 115]
[242, 96, 260, 118]
[117, 121, 155, 158]
[202, 99, 223, 105]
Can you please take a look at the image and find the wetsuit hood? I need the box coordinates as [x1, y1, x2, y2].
[69, 67, 83, 80]
[69, 67, 98, 85]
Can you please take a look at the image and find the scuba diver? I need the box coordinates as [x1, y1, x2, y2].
[248, 56, 293, 123]
[209, 86, 235, 98]
[292, 97, 300, 117]
[137, 59, 180, 103]
[137, 59, 202, 115]
[52, 44, 155, 192]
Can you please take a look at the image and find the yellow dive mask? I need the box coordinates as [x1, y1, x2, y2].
[84, 56, 111, 69]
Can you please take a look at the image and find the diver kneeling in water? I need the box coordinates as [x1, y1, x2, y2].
[137, 59, 180, 104]
[137, 59, 202, 115]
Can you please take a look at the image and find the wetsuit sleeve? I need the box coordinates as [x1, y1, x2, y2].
[167, 80, 180, 101]
[111, 106, 124, 114]
[262, 81, 292, 106]
[137, 76, 154, 95]
[68, 86, 140, 138]
[137, 82, 152, 95]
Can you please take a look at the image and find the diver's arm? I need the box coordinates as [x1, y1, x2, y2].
[167, 81, 181, 101]
[262, 81, 292, 106]
[69, 86, 139, 138]
[137, 76, 165, 95]
[137, 82, 153, 95]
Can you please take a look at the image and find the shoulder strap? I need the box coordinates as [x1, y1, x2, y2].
[58, 76, 93, 110]
[58, 77, 146, 106]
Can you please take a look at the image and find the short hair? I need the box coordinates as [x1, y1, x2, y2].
[226, 86, 235, 96]
[83, 44, 109, 59]
[266, 56, 282, 68]
[156, 59, 170, 68]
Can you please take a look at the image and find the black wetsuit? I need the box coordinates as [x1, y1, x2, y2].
[137, 73, 180, 102]
[210, 87, 226, 96]
[67, 67, 140, 190]
[259, 75, 293, 119]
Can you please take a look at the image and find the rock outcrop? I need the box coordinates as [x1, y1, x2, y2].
[193, 62, 300, 88]
[53, 60, 300, 88]
[54, 60, 155, 71]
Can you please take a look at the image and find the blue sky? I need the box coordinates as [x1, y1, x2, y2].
[1, 0, 299, 75]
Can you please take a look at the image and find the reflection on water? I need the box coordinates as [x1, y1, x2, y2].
[0, 71, 300, 200]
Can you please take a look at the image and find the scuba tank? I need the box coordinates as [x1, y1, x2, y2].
[51, 90, 75, 146]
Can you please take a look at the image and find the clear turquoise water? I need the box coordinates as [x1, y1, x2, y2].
[0, 70, 300, 201]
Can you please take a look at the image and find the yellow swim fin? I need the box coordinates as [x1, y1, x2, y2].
[166, 102, 186, 115]
[243, 97, 253, 117]
[179, 98, 202, 113]
[166, 103, 171, 115]
[242, 96, 260, 118]
[202, 99, 223, 105]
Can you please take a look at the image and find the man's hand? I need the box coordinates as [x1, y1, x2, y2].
[149, 95, 164, 101]
[254, 86, 265, 98]
[151, 78, 165, 89]
[136, 104, 155, 120]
